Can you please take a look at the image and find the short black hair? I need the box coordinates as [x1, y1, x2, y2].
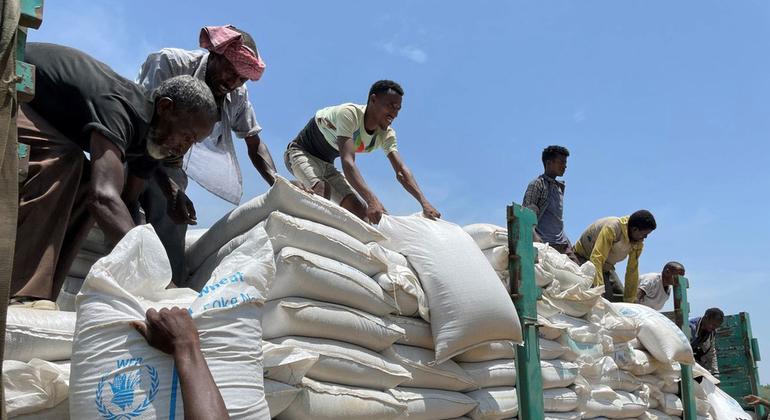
[704, 307, 725, 322]
[664, 261, 685, 272]
[369, 80, 404, 97]
[230, 26, 257, 54]
[541, 145, 570, 165]
[628, 210, 657, 231]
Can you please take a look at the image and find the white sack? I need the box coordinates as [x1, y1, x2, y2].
[460, 359, 517, 389]
[389, 387, 477, 420]
[263, 341, 319, 385]
[266, 211, 387, 276]
[186, 222, 260, 290]
[69, 225, 273, 419]
[5, 308, 75, 362]
[263, 298, 404, 351]
[614, 303, 695, 365]
[269, 247, 397, 315]
[389, 315, 434, 349]
[385, 344, 477, 392]
[466, 387, 519, 420]
[483, 245, 509, 271]
[277, 378, 406, 420]
[373, 270, 427, 319]
[701, 377, 752, 420]
[4, 359, 69, 417]
[187, 177, 384, 272]
[271, 336, 411, 390]
[265, 379, 300, 417]
[184, 228, 208, 251]
[580, 385, 649, 419]
[543, 388, 580, 412]
[379, 215, 521, 363]
[541, 360, 579, 389]
[463, 223, 507, 250]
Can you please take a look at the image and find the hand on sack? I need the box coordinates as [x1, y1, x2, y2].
[131, 307, 199, 356]
[168, 189, 197, 225]
[290, 180, 314, 194]
[421, 202, 441, 220]
[366, 199, 387, 224]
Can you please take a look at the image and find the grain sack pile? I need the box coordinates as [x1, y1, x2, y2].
[187, 181, 524, 419]
[466, 226, 751, 420]
[5, 180, 753, 419]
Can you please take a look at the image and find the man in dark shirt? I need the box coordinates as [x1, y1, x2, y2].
[11, 43, 217, 307]
[522, 145, 577, 262]
[690, 307, 724, 378]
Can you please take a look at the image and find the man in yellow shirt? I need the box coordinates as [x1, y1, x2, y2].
[574, 210, 657, 302]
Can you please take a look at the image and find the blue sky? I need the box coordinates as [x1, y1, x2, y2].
[30, 1, 770, 380]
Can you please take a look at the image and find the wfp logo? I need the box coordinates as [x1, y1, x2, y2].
[95, 358, 159, 419]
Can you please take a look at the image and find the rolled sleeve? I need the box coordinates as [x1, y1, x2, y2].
[589, 226, 616, 286]
[623, 244, 644, 302]
[231, 86, 262, 138]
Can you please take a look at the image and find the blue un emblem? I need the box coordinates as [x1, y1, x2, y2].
[95, 358, 160, 419]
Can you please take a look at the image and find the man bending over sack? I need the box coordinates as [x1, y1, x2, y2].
[574, 210, 657, 303]
[690, 307, 724, 378]
[136, 25, 279, 284]
[635, 261, 685, 310]
[11, 43, 217, 308]
[284, 80, 441, 224]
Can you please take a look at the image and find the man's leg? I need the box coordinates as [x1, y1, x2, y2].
[602, 269, 624, 302]
[285, 147, 332, 199]
[12, 105, 86, 300]
[324, 166, 367, 220]
[138, 166, 189, 286]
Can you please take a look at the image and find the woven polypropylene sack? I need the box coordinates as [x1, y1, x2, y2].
[277, 378, 406, 420]
[379, 215, 521, 363]
[186, 177, 384, 272]
[69, 225, 273, 419]
[4, 308, 75, 362]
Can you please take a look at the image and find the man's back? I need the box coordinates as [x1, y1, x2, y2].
[26, 43, 153, 157]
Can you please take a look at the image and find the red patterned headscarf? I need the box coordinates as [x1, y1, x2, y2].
[199, 25, 265, 81]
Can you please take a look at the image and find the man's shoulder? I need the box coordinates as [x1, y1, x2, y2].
[147, 48, 205, 69]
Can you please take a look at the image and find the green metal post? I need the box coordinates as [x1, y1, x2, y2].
[674, 275, 697, 420]
[507, 203, 544, 419]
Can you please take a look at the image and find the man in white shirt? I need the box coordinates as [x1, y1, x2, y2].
[284, 80, 440, 224]
[636, 261, 685, 310]
[136, 25, 278, 284]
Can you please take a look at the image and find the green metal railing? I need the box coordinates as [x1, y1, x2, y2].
[673, 275, 697, 420]
[507, 203, 544, 419]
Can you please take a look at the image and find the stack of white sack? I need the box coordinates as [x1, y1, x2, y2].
[65, 224, 274, 419]
[462, 223, 511, 289]
[4, 299, 77, 418]
[266, 211, 512, 420]
[377, 215, 523, 420]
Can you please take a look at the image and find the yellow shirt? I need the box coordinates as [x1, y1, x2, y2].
[574, 216, 644, 302]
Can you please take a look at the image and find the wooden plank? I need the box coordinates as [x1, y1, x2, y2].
[15, 61, 35, 102]
[19, 0, 44, 29]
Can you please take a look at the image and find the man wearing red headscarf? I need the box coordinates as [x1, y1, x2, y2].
[136, 25, 277, 285]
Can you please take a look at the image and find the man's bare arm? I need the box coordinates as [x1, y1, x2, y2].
[337, 136, 385, 222]
[386, 151, 440, 219]
[245, 134, 277, 186]
[88, 132, 135, 244]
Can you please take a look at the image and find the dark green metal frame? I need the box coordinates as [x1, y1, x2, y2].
[673, 275, 697, 420]
[507, 203, 545, 419]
